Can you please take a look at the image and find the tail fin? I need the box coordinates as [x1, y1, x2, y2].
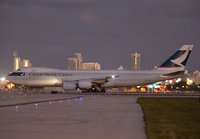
[157, 45, 193, 70]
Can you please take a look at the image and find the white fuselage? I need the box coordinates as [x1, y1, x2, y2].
[7, 68, 186, 88]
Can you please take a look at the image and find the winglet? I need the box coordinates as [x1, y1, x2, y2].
[157, 45, 193, 70]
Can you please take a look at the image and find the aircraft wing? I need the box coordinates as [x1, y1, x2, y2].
[91, 75, 119, 84]
[62, 75, 119, 84]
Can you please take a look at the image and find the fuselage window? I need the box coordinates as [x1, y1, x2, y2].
[8, 72, 25, 76]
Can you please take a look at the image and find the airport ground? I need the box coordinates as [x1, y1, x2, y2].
[0, 91, 199, 139]
[0, 91, 146, 139]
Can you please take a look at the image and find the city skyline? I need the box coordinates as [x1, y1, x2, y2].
[0, 0, 200, 76]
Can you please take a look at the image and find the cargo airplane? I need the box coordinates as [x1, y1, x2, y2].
[7, 45, 193, 92]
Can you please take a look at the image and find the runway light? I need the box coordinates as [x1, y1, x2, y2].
[112, 75, 115, 79]
[153, 84, 159, 89]
[68, 99, 70, 101]
[50, 102, 51, 106]
[176, 78, 181, 83]
[149, 84, 153, 89]
[189, 80, 193, 85]
[16, 106, 18, 112]
[60, 100, 62, 104]
[80, 97, 82, 100]
[35, 104, 38, 109]
[137, 86, 140, 88]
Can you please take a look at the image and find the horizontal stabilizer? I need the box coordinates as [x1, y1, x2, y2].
[161, 71, 185, 77]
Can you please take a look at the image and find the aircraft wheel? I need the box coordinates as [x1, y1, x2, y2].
[22, 88, 26, 92]
[101, 88, 106, 92]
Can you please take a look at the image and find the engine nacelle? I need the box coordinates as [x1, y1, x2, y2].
[78, 80, 92, 89]
[63, 82, 77, 91]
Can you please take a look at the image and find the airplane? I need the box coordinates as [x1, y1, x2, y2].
[7, 45, 193, 92]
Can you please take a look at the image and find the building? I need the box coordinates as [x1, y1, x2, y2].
[118, 66, 124, 70]
[13, 51, 31, 71]
[95, 63, 101, 70]
[13, 51, 22, 71]
[132, 52, 140, 70]
[68, 53, 101, 70]
[190, 71, 200, 85]
[22, 59, 30, 67]
[74, 53, 83, 70]
[83, 63, 101, 70]
[68, 58, 77, 70]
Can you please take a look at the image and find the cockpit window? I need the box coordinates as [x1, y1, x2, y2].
[16, 69, 20, 71]
[8, 72, 25, 76]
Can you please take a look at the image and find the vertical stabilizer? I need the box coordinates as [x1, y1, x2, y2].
[157, 45, 193, 70]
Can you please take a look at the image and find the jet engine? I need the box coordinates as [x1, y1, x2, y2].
[78, 79, 92, 90]
[63, 82, 77, 91]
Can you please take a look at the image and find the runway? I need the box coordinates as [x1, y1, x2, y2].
[0, 91, 146, 139]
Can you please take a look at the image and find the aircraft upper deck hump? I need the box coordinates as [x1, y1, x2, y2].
[157, 45, 193, 71]
[16, 67, 62, 72]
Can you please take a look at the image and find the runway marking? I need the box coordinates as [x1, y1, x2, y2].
[0, 96, 82, 107]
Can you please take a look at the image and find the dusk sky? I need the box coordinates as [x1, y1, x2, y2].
[0, 0, 200, 77]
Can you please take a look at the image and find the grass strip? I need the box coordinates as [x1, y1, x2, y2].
[137, 97, 200, 139]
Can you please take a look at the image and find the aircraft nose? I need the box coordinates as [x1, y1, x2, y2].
[6, 75, 10, 81]
[6, 73, 11, 81]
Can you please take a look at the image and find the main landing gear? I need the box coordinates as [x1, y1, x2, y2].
[82, 88, 106, 93]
